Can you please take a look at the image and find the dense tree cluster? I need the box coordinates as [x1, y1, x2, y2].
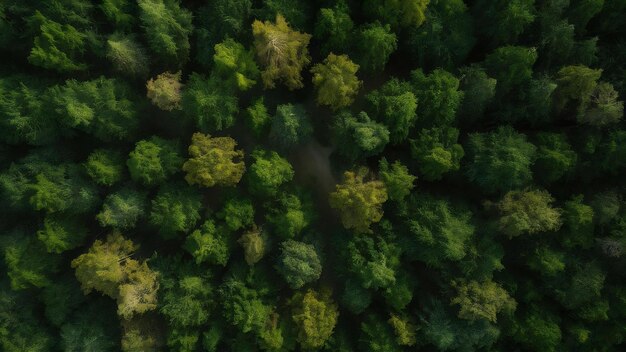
[1, 1, 625, 351]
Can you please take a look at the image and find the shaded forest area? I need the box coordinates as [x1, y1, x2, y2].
[1, 0, 626, 351]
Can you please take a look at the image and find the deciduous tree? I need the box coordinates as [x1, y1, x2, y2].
[127, 136, 183, 187]
[276, 240, 322, 289]
[451, 279, 516, 322]
[378, 158, 416, 201]
[146, 71, 183, 111]
[493, 189, 562, 238]
[252, 14, 312, 90]
[182, 133, 245, 188]
[311, 53, 361, 110]
[269, 104, 313, 149]
[329, 169, 388, 234]
[410, 127, 464, 180]
[332, 111, 390, 161]
[466, 126, 536, 193]
[183, 220, 230, 266]
[353, 23, 397, 72]
[366, 78, 417, 144]
[149, 182, 202, 238]
[181, 73, 239, 132]
[291, 289, 339, 350]
[213, 38, 260, 91]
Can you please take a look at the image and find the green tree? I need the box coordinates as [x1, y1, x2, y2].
[127, 136, 182, 187]
[217, 196, 255, 232]
[451, 279, 516, 322]
[314, 1, 354, 55]
[329, 169, 388, 234]
[311, 53, 362, 110]
[410, 127, 464, 180]
[363, 0, 430, 28]
[219, 278, 271, 334]
[40, 275, 86, 327]
[510, 308, 562, 352]
[366, 78, 417, 144]
[158, 263, 213, 328]
[561, 195, 594, 249]
[27, 164, 99, 214]
[342, 226, 401, 290]
[359, 314, 402, 352]
[0, 76, 60, 146]
[399, 194, 474, 267]
[266, 192, 313, 239]
[410, 68, 463, 127]
[473, 0, 535, 46]
[276, 240, 322, 289]
[37, 215, 87, 253]
[245, 98, 271, 138]
[49, 77, 139, 141]
[213, 38, 260, 91]
[60, 308, 118, 352]
[149, 182, 202, 238]
[269, 104, 313, 149]
[181, 73, 239, 132]
[27, 11, 87, 72]
[291, 289, 339, 350]
[466, 126, 536, 193]
[256, 0, 312, 30]
[557, 262, 606, 311]
[182, 132, 245, 188]
[484, 46, 538, 95]
[100, 0, 134, 29]
[333, 111, 390, 161]
[493, 189, 562, 238]
[533, 132, 577, 184]
[378, 158, 416, 201]
[96, 188, 147, 230]
[353, 23, 397, 72]
[84, 149, 125, 186]
[195, 0, 252, 66]
[146, 71, 183, 111]
[553, 65, 602, 114]
[184, 220, 230, 266]
[247, 149, 294, 197]
[138, 0, 193, 67]
[3, 231, 61, 290]
[252, 14, 312, 90]
[106, 33, 149, 78]
[527, 245, 565, 276]
[405, 0, 475, 70]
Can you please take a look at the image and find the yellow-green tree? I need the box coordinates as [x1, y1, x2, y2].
[291, 289, 339, 350]
[146, 71, 183, 111]
[252, 14, 312, 90]
[71, 232, 159, 319]
[182, 132, 245, 187]
[311, 53, 362, 110]
[450, 279, 516, 323]
[329, 169, 388, 233]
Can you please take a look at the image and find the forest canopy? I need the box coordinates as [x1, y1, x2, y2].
[1, 0, 626, 351]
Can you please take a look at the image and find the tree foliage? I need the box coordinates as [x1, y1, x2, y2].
[182, 133, 245, 188]
[329, 169, 388, 234]
[311, 53, 361, 110]
[252, 14, 312, 90]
